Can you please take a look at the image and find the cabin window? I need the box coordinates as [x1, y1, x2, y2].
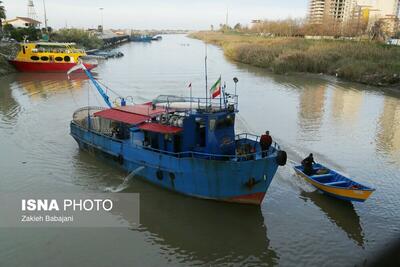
[40, 56, 49, 61]
[22, 46, 26, 54]
[174, 135, 181, 153]
[209, 119, 216, 131]
[64, 56, 71, 62]
[215, 115, 234, 129]
[196, 121, 206, 147]
[30, 56, 39, 61]
[55, 57, 63, 62]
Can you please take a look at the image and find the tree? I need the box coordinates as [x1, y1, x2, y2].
[50, 28, 103, 49]
[8, 26, 41, 42]
[2, 23, 13, 35]
[0, 1, 6, 38]
[234, 23, 242, 31]
[370, 20, 386, 41]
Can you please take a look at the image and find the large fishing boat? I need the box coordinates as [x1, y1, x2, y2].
[69, 65, 287, 205]
[9, 42, 97, 72]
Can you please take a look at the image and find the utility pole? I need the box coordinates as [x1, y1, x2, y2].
[43, 0, 48, 30]
[100, 7, 104, 31]
[225, 8, 229, 26]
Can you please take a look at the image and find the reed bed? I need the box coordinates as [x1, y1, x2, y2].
[190, 31, 400, 86]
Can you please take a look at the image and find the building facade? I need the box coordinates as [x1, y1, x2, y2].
[4, 17, 41, 28]
[309, 0, 399, 23]
[308, 0, 357, 24]
[375, 0, 400, 17]
[308, 0, 399, 35]
[308, 0, 326, 24]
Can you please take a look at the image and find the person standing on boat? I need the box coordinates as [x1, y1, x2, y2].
[302, 153, 316, 175]
[260, 131, 272, 157]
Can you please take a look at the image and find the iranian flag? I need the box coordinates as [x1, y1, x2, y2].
[210, 76, 221, 98]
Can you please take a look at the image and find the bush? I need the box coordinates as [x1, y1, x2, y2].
[7, 26, 41, 42]
[50, 28, 103, 49]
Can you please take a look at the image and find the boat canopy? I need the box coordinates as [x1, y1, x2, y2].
[139, 122, 182, 134]
[115, 104, 169, 117]
[34, 42, 77, 47]
[94, 109, 149, 125]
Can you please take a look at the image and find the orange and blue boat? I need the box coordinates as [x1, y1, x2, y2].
[9, 42, 97, 72]
[294, 163, 375, 202]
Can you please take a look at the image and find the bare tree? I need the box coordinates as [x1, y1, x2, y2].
[370, 20, 386, 41]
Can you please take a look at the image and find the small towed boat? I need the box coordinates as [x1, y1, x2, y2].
[293, 163, 375, 202]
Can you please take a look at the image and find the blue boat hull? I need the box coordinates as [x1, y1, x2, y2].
[293, 164, 375, 202]
[71, 123, 280, 205]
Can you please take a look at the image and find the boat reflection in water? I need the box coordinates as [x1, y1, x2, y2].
[376, 97, 400, 161]
[0, 75, 21, 128]
[300, 191, 364, 247]
[121, 180, 278, 266]
[14, 72, 90, 99]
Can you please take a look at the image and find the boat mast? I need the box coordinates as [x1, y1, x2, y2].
[68, 62, 113, 108]
[205, 44, 208, 108]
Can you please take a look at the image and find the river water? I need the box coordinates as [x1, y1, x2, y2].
[0, 34, 399, 266]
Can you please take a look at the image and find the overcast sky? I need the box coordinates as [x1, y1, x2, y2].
[3, 0, 308, 30]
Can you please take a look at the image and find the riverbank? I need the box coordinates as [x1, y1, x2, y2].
[190, 31, 400, 86]
[0, 43, 18, 76]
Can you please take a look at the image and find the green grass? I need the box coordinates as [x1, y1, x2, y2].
[189, 31, 400, 86]
[50, 29, 104, 50]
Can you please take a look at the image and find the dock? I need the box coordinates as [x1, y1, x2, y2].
[100, 31, 130, 48]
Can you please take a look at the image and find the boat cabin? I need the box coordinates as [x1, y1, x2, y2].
[72, 95, 270, 161]
[15, 42, 87, 63]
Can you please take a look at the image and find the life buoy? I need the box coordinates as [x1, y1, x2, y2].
[276, 150, 287, 166]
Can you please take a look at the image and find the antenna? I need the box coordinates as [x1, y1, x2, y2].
[27, 0, 38, 20]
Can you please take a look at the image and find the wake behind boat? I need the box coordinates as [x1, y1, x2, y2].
[294, 163, 375, 202]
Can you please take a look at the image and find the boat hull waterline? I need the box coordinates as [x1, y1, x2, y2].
[9, 60, 97, 72]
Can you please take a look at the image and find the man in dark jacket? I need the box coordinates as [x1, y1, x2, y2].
[302, 153, 316, 175]
[260, 131, 272, 157]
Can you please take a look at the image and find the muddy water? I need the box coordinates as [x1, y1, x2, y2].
[0, 35, 399, 266]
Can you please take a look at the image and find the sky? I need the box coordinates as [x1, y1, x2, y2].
[3, 0, 308, 30]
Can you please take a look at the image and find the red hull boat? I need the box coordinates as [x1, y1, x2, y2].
[9, 60, 97, 72]
[9, 42, 97, 73]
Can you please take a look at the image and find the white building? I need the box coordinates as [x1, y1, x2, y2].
[308, 0, 358, 24]
[309, 0, 400, 24]
[375, 0, 400, 17]
[359, 0, 400, 34]
[4, 17, 41, 28]
[308, 0, 326, 24]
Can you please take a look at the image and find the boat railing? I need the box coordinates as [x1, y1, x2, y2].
[136, 143, 278, 161]
[235, 133, 281, 151]
[152, 94, 238, 112]
[134, 135, 279, 161]
[32, 48, 85, 54]
[72, 106, 106, 128]
[71, 115, 280, 161]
